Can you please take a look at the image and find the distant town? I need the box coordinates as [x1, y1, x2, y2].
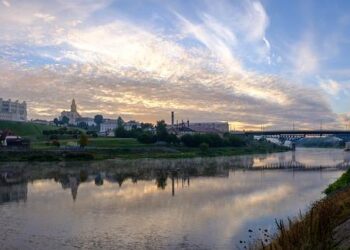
[0, 97, 230, 136]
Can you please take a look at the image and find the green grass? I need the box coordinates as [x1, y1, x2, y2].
[87, 137, 145, 148]
[324, 168, 350, 195]
[31, 137, 147, 149]
[0, 120, 56, 139]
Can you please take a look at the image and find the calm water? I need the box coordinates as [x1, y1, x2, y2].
[0, 148, 349, 250]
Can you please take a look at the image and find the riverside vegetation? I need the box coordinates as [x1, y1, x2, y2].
[255, 168, 350, 250]
[0, 120, 288, 162]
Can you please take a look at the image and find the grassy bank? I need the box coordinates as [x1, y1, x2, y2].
[31, 137, 145, 149]
[0, 137, 287, 162]
[0, 120, 57, 139]
[259, 169, 350, 250]
[324, 169, 350, 195]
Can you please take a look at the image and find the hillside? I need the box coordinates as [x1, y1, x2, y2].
[0, 120, 56, 138]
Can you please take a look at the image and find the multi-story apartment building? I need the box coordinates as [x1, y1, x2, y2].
[0, 98, 27, 122]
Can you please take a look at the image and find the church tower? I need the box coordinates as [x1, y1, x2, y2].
[71, 98, 77, 113]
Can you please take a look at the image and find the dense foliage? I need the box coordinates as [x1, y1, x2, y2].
[136, 132, 157, 144]
[43, 127, 82, 136]
[181, 133, 247, 147]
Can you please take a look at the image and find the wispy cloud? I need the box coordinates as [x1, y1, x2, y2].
[292, 37, 319, 75]
[0, 0, 346, 129]
[320, 79, 342, 96]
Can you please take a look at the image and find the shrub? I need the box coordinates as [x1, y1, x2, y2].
[165, 134, 180, 145]
[52, 140, 60, 147]
[49, 134, 59, 140]
[181, 133, 224, 147]
[79, 133, 88, 148]
[226, 134, 247, 147]
[199, 142, 209, 153]
[137, 132, 157, 144]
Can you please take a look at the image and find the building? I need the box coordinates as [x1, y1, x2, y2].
[188, 122, 229, 134]
[0, 98, 27, 122]
[168, 125, 195, 136]
[124, 120, 141, 131]
[60, 99, 81, 125]
[76, 117, 96, 127]
[100, 120, 117, 136]
[167, 112, 229, 135]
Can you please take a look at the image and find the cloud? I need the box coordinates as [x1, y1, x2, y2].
[293, 38, 319, 75]
[2, 0, 10, 7]
[320, 79, 342, 96]
[0, 0, 342, 129]
[34, 13, 56, 23]
[240, 1, 269, 42]
[0, 57, 338, 129]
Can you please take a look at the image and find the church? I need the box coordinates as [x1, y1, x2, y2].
[60, 99, 81, 125]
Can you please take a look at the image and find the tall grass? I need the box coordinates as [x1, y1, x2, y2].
[257, 186, 350, 250]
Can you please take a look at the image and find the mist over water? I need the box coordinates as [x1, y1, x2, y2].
[1, 148, 349, 249]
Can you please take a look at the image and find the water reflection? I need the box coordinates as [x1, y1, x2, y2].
[0, 183, 27, 204]
[0, 148, 349, 249]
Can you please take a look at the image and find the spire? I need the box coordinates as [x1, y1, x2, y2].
[71, 98, 77, 113]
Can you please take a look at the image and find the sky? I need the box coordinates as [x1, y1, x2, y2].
[0, 0, 349, 130]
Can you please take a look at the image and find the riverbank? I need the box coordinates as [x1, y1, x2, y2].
[259, 168, 350, 249]
[0, 140, 288, 162]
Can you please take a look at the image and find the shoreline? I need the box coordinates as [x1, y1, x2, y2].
[260, 168, 350, 249]
[0, 145, 288, 162]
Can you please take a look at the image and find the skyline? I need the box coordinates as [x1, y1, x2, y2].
[1, 0, 350, 130]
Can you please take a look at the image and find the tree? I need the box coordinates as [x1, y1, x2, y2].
[137, 132, 157, 144]
[156, 120, 168, 141]
[79, 133, 88, 148]
[115, 126, 128, 138]
[94, 115, 104, 128]
[141, 123, 154, 130]
[61, 116, 69, 125]
[117, 116, 125, 128]
[165, 134, 180, 145]
[53, 118, 59, 126]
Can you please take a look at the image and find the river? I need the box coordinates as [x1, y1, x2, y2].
[0, 148, 349, 249]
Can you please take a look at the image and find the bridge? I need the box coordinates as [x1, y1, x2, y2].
[243, 130, 350, 137]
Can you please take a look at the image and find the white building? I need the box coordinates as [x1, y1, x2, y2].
[76, 117, 96, 127]
[124, 121, 141, 131]
[100, 121, 117, 136]
[0, 98, 27, 122]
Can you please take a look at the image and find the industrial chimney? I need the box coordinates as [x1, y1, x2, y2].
[171, 111, 174, 126]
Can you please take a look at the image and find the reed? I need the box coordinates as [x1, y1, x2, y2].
[257, 186, 350, 250]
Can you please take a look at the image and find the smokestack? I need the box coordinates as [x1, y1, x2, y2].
[171, 111, 174, 126]
[187, 119, 189, 127]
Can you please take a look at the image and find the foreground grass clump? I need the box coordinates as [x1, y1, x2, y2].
[259, 180, 350, 249]
[324, 169, 350, 195]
